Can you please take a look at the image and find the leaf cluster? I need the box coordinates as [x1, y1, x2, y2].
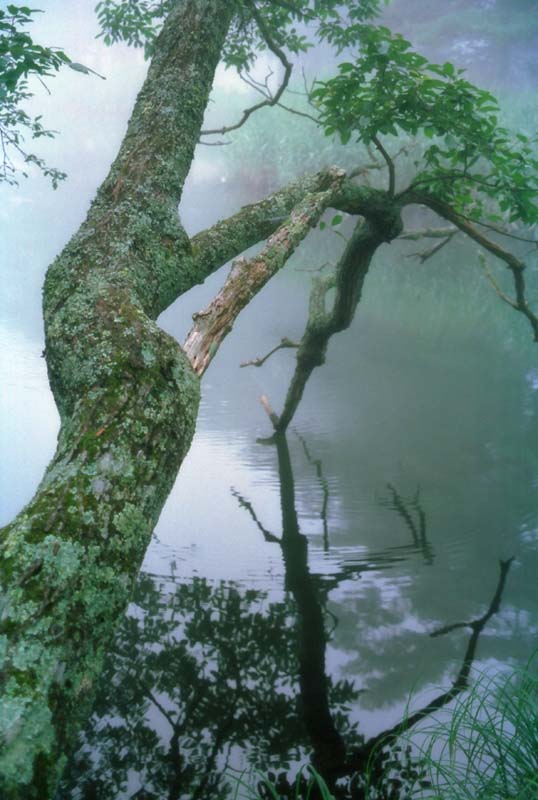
[0, 5, 68, 92]
[312, 25, 538, 224]
[0, 4, 69, 186]
[95, 0, 176, 58]
[94, 0, 384, 69]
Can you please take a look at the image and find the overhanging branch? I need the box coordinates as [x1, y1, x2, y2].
[405, 191, 538, 341]
[183, 177, 344, 375]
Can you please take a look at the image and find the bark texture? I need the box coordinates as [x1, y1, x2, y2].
[0, 3, 233, 796]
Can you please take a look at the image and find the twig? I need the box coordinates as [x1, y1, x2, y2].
[200, 3, 292, 137]
[240, 337, 299, 368]
[406, 234, 454, 263]
[276, 102, 320, 124]
[479, 253, 518, 310]
[197, 139, 231, 147]
[399, 227, 457, 241]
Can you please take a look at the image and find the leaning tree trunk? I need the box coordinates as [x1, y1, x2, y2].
[0, 2, 234, 796]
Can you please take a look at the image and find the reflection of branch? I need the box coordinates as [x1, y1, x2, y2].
[430, 557, 513, 639]
[231, 488, 281, 543]
[240, 337, 299, 368]
[296, 433, 330, 551]
[353, 558, 514, 772]
[201, 4, 292, 137]
[381, 484, 433, 565]
[233, 432, 347, 776]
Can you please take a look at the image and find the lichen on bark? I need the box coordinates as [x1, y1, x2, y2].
[0, 2, 234, 796]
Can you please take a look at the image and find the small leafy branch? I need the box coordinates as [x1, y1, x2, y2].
[0, 4, 70, 186]
[312, 24, 538, 226]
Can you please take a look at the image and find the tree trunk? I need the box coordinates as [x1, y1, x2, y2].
[0, 2, 234, 796]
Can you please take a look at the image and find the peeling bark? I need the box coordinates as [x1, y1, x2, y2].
[184, 169, 346, 374]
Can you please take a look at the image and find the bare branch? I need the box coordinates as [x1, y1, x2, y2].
[405, 191, 526, 270]
[276, 102, 320, 124]
[197, 139, 231, 146]
[399, 227, 457, 241]
[405, 191, 538, 340]
[200, 3, 293, 137]
[240, 337, 299, 368]
[372, 135, 395, 195]
[479, 253, 518, 310]
[260, 393, 280, 429]
[406, 234, 454, 263]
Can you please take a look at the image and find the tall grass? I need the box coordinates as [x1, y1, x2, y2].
[228, 765, 336, 800]
[229, 664, 538, 800]
[381, 663, 538, 800]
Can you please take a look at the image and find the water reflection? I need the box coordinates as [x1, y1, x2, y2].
[58, 426, 513, 800]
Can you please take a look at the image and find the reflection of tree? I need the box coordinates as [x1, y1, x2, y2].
[379, 484, 434, 566]
[58, 436, 513, 800]
[57, 573, 360, 800]
[233, 428, 513, 798]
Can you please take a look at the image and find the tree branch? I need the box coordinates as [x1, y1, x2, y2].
[406, 234, 455, 263]
[183, 178, 344, 375]
[268, 207, 403, 433]
[399, 227, 457, 241]
[240, 337, 299, 367]
[186, 167, 347, 289]
[372, 135, 395, 196]
[405, 191, 538, 341]
[404, 191, 526, 270]
[200, 2, 293, 137]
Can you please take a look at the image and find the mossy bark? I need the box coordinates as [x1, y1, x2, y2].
[0, 2, 234, 796]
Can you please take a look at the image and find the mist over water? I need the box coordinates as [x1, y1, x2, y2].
[1, 2, 538, 797]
